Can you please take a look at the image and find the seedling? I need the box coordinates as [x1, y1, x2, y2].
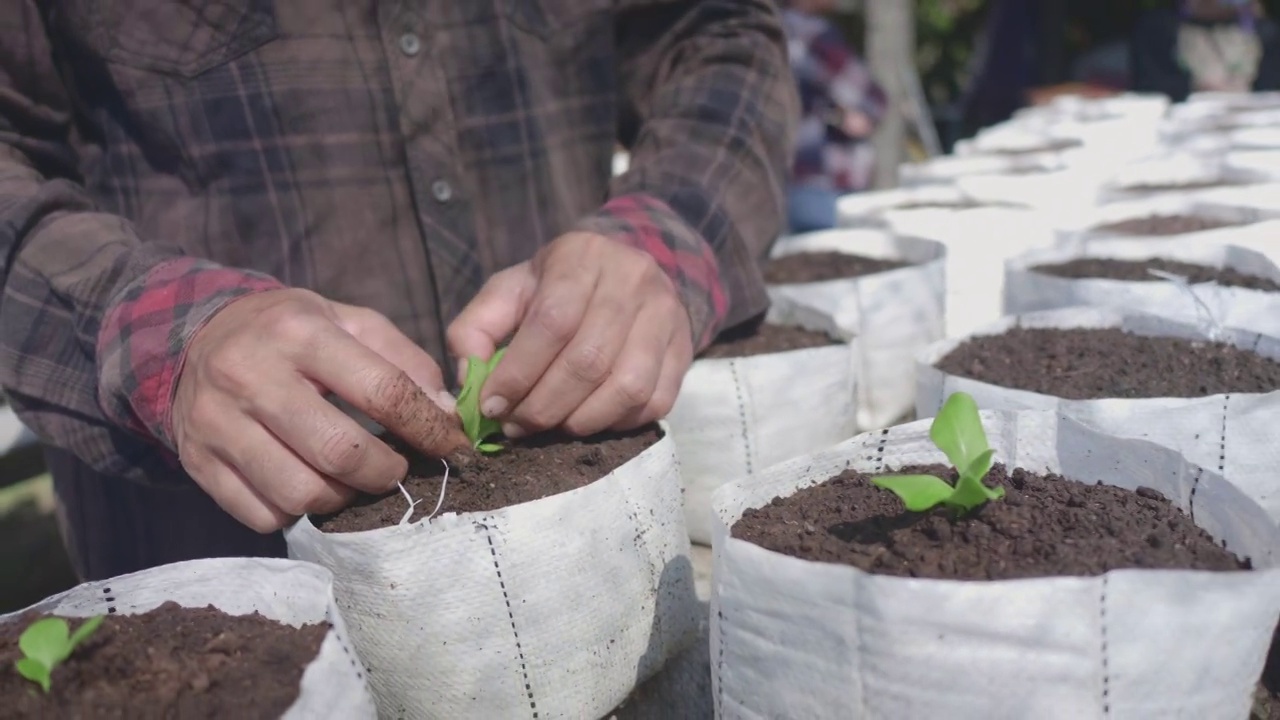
[15, 615, 104, 693]
[871, 391, 1004, 513]
[456, 348, 507, 454]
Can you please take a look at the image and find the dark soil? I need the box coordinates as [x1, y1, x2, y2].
[730, 463, 1248, 580]
[763, 251, 909, 285]
[315, 426, 661, 532]
[1091, 214, 1243, 236]
[1031, 258, 1280, 292]
[0, 602, 326, 719]
[698, 322, 838, 361]
[934, 327, 1280, 399]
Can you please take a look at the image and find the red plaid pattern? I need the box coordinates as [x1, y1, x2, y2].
[96, 258, 284, 452]
[578, 194, 729, 350]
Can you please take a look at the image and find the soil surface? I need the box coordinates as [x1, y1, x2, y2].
[0, 602, 326, 719]
[935, 327, 1280, 399]
[315, 427, 661, 532]
[731, 463, 1247, 580]
[763, 251, 909, 285]
[1091, 214, 1241, 236]
[698, 322, 838, 361]
[1031, 258, 1280, 292]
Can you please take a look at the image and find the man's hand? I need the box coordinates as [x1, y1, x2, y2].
[172, 289, 469, 533]
[447, 232, 694, 439]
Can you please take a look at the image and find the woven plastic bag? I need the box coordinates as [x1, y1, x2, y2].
[668, 295, 859, 547]
[1004, 241, 1280, 337]
[916, 307, 1280, 521]
[285, 434, 699, 719]
[0, 558, 377, 719]
[765, 229, 945, 429]
[711, 409, 1280, 720]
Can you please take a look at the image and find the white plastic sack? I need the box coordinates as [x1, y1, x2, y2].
[1004, 241, 1280, 337]
[1052, 193, 1266, 246]
[834, 185, 974, 229]
[711, 409, 1280, 720]
[668, 295, 859, 547]
[899, 152, 1066, 187]
[766, 229, 946, 429]
[285, 435, 699, 719]
[916, 307, 1280, 521]
[0, 558, 376, 720]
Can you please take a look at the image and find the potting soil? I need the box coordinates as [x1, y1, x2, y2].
[697, 323, 836, 360]
[934, 327, 1280, 399]
[1091, 214, 1240, 236]
[315, 426, 661, 531]
[730, 463, 1247, 581]
[762, 250, 908, 285]
[1031, 258, 1280, 292]
[0, 601, 325, 719]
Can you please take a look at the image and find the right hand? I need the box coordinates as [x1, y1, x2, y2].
[171, 288, 469, 532]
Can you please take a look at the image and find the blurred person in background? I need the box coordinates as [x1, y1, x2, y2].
[1133, 0, 1280, 99]
[780, 0, 887, 233]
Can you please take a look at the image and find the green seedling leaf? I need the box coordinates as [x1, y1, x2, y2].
[872, 474, 957, 512]
[929, 391, 991, 474]
[948, 448, 1004, 512]
[15, 615, 104, 694]
[456, 348, 507, 453]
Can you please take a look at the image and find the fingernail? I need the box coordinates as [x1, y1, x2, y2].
[482, 396, 508, 418]
[435, 390, 457, 413]
[502, 422, 526, 439]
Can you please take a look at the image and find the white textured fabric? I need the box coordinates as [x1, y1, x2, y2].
[899, 153, 1067, 187]
[285, 435, 699, 719]
[711, 410, 1280, 720]
[1049, 194, 1268, 246]
[1004, 242, 1280, 337]
[669, 296, 858, 546]
[916, 307, 1280, 521]
[834, 185, 972, 228]
[766, 229, 946, 428]
[0, 558, 376, 720]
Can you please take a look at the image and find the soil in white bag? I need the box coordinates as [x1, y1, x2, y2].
[917, 308, 1280, 521]
[670, 317, 854, 547]
[711, 409, 1280, 720]
[0, 558, 375, 720]
[764, 230, 946, 430]
[287, 427, 698, 719]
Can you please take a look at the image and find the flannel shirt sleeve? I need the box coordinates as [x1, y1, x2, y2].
[609, 0, 798, 349]
[0, 3, 282, 483]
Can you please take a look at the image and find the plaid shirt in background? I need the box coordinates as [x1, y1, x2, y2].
[0, 0, 795, 578]
[783, 8, 887, 193]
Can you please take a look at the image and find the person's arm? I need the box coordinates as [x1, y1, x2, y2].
[580, 0, 798, 347]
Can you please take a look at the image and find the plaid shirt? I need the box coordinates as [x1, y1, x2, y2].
[0, 0, 795, 496]
[783, 8, 886, 193]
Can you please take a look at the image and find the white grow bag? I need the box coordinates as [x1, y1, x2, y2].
[669, 295, 859, 547]
[834, 185, 975, 229]
[0, 558, 377, 719]
[766, 229, 946, 429]
[711, 409, 1280, 720]
[916, 307, 1280, 521]
[1052, 193, 1267, 246]
[1004, 241, 1280, 338]
[285, 434, 699, 719]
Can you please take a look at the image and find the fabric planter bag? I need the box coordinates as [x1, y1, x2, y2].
[285, 434, 699, 719]
[711, 409, 1280, 720]
[916, 307, 1280, 522]
[0, 558, 377, 719]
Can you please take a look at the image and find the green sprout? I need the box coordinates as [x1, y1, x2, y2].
[871, 391, 1004, 513]
[15, 616, 104, 693]
[456, 348, 507, 454]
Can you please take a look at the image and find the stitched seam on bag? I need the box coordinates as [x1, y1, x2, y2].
[874, 428, 889, 473]
[1100, 574, 1111, 716]
[618, 460, 666, 679]
[715, 607, 726, 717]
[1188, 465, 1205, 524]
[481, 521, 538, 718]
[728, 359, 753, 475]
[1218, 394, 1230, 479]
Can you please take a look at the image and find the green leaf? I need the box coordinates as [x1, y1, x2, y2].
[871, 474, 957, 512]
[18, 618, 69, 670]
[66, 616, 104, 657]
[15, 658, 50, 694]
[930, 391, 990, 473]
[456, 348, 507, 449]
[946, 449, 1004, 512]
[476, 441, 503, 454]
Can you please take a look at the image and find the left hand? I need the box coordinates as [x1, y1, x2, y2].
[447, 232, 694, 438]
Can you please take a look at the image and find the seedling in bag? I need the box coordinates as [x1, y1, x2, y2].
[14, 616, 104, 693]
[872, 391, 1005, 513]
[456, 348, 507, 454]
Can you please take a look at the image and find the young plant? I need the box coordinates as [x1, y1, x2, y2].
[871, 391, 1004, 513]
[456, 348, 507, 454]
[15, 615, 104, 693]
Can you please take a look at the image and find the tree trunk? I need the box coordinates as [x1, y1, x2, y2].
[866, 0, 913, 188]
